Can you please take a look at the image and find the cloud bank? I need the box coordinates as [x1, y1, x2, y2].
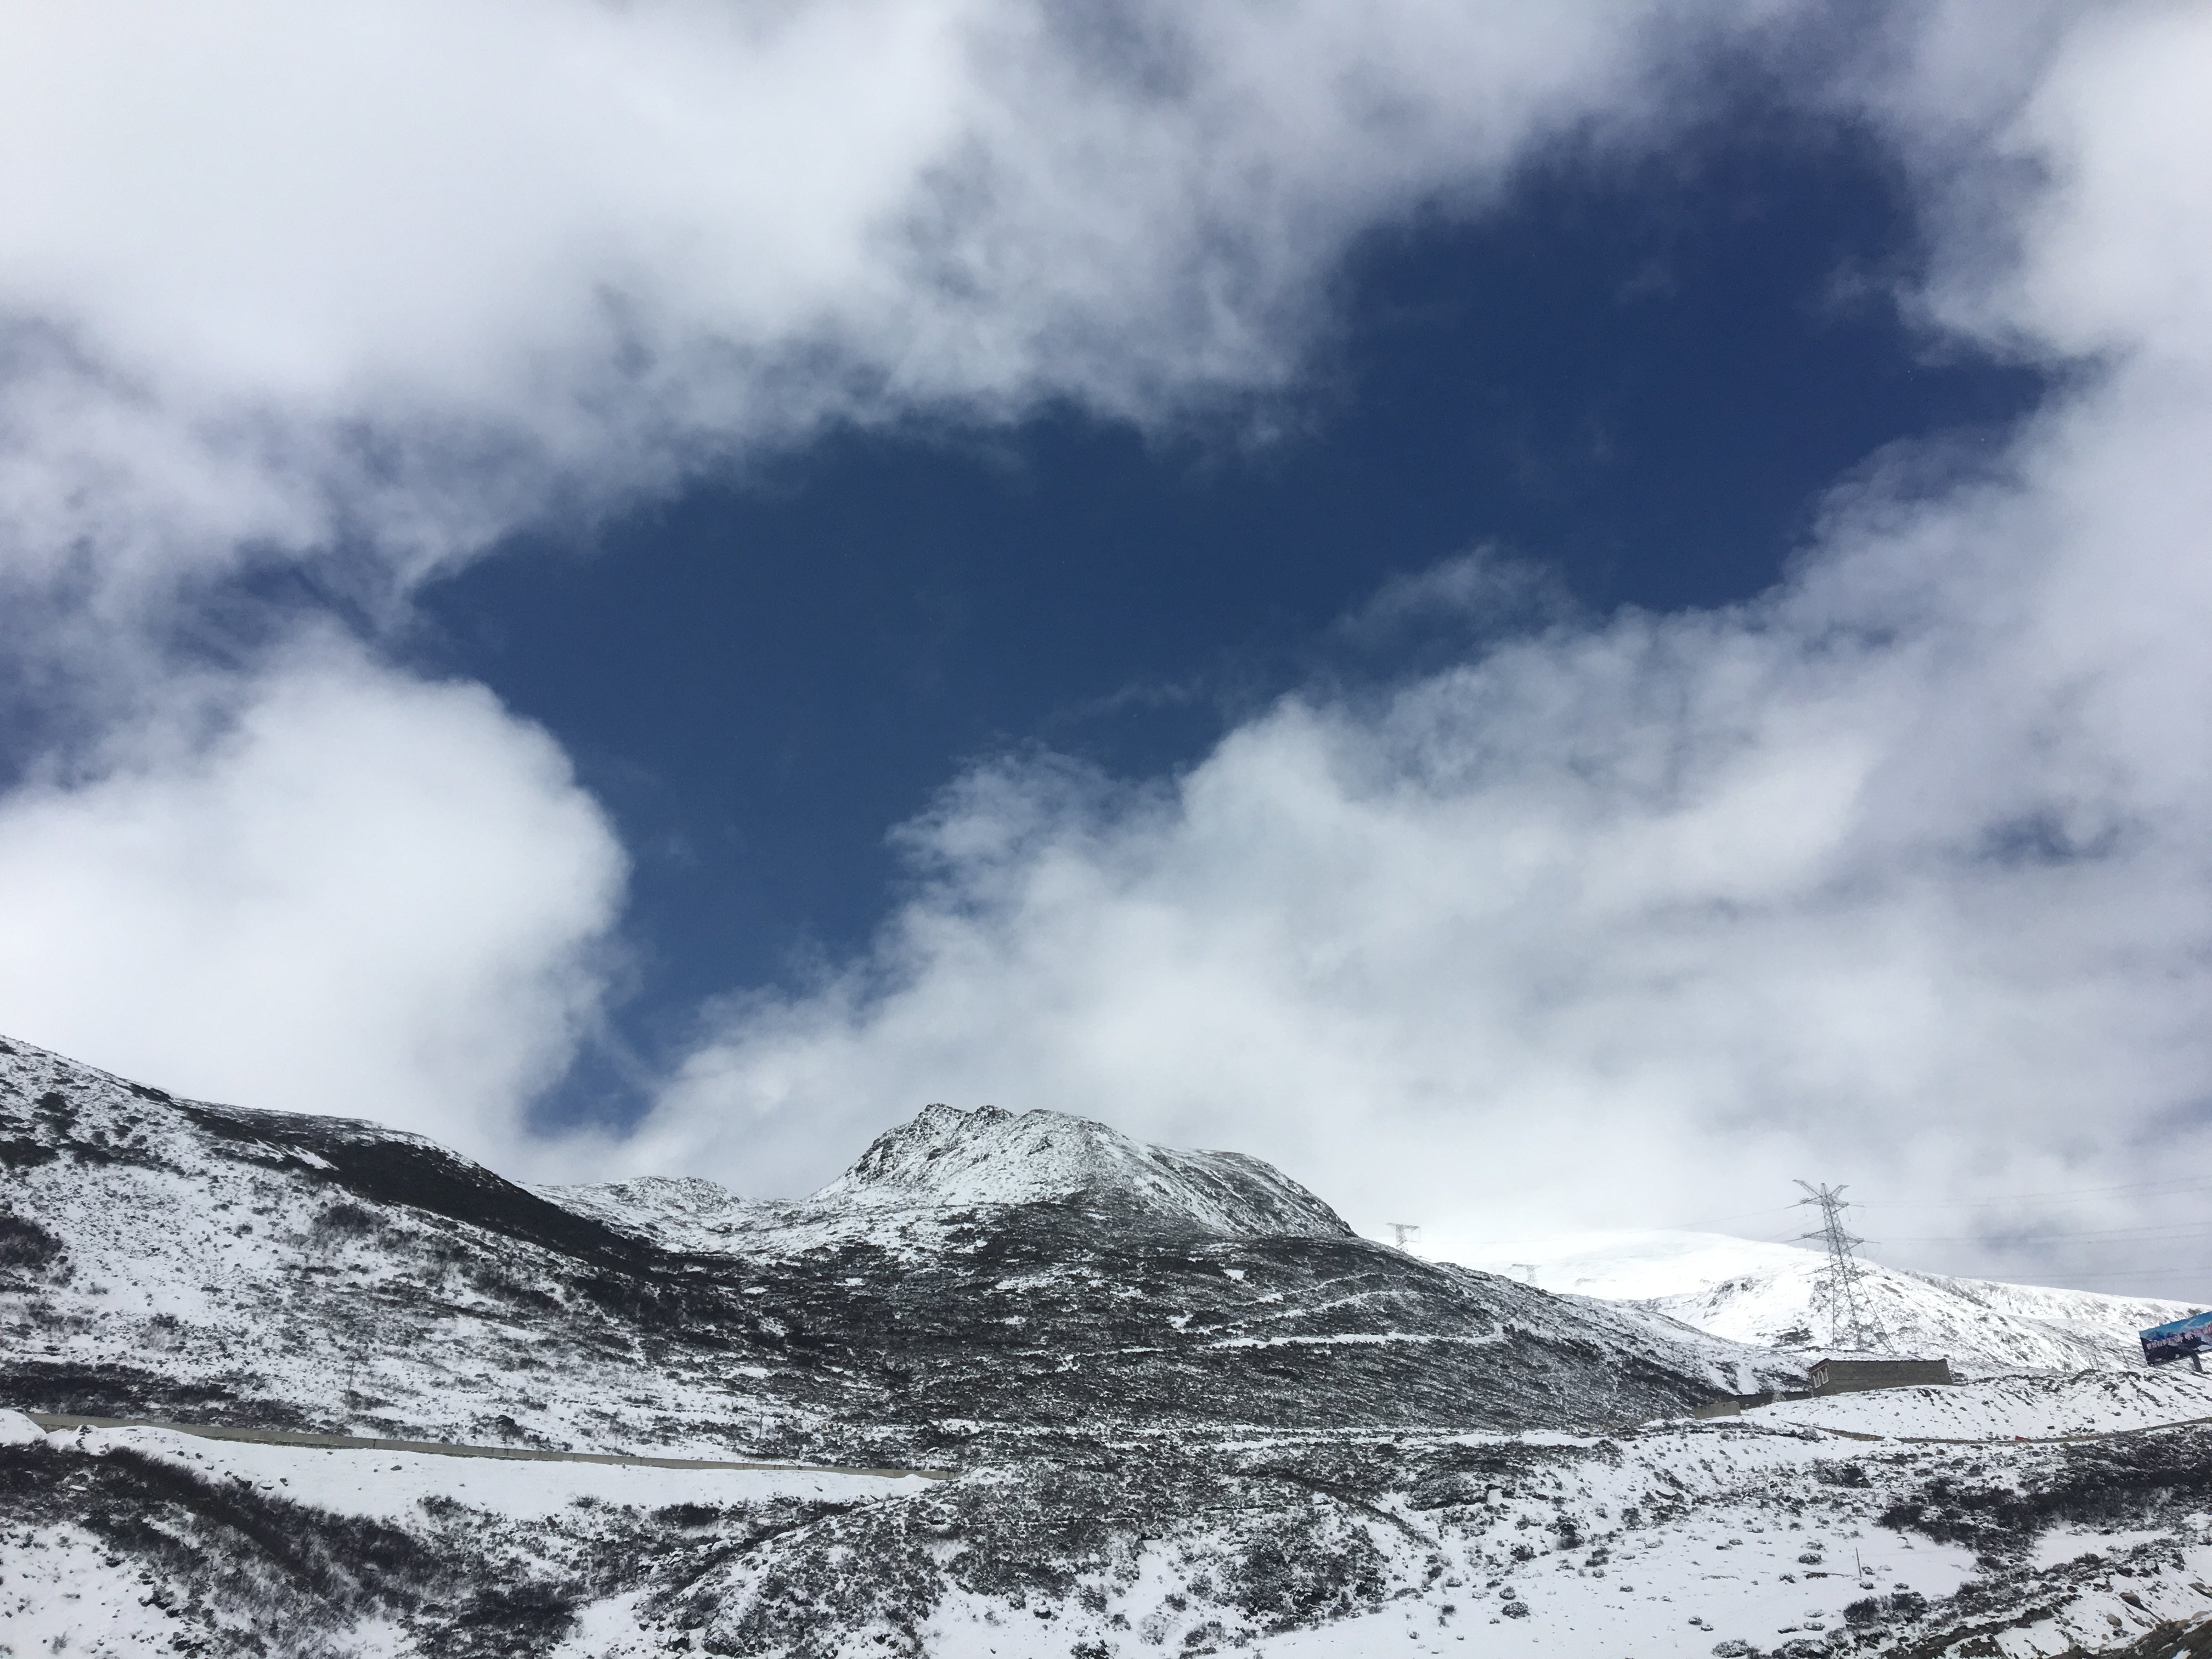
[3, 0, 1835, 1160]
[634, 2, 2212, 1294]
[0, 0, 1765, 613]
[0, 641, 624, 1163]
[0, 0, 1774, 1150]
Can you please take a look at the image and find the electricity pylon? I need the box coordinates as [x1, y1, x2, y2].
[1796, 1181, 1884, 1353]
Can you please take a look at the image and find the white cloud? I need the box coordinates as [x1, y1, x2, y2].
[1870, 0, 2212, 368]
[0, 0, 1780, 614]
[633, 2, 2212, 1297]
[0, 1, 1792, 1176]
[0, 641, 625, 1163]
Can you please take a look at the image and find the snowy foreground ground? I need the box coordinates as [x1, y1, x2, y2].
[0, 1410, 936, 1657]
[10, 1369, 2212, 1658]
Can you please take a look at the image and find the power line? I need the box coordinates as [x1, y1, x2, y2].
[1959, 1269, 2211, 1291]
[1677, 1178, 2211, 1299]
[1657, 1176, 2212, 1235]
[1627, 1180, 2212, 1241]
[1858, 1245, 2212, 1290]
[1857, 1177, 2212, 1209]
[1626, 1180, 2212, 1303]
[1872, 1223, 2212, 1245]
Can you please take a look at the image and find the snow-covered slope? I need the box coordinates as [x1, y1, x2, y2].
[539, 1173, 763, 1252]
[1452, 1229, 2198, 1372]
[16, 1372, 2212, 1658]
[0, 1034, 1790, 1463]
[809, 1101, 1354, 1238]
[1757, 1366, 2212, 1440]
[542, 1102, 1354, 1255]
[19, 1032, 2212, 1656]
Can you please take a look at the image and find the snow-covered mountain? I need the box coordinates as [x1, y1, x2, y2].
[14, 1031, 2212, 1657]
[0, 1034, 1786, 1460]
[814, 1101, 1355, 1238]
[542, 1101, 1353, 1256]
[1451, 1228, 2198, 1373]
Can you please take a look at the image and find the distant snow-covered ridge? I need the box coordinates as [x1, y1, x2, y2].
[1442, 1228, 2199, 1373]
[539, 1173, 763, 1253]
[815, 1101, 1353, 1235]
[544, 1101, 1354, 1255]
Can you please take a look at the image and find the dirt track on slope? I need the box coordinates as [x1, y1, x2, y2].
[23, 1411, 955, 1480]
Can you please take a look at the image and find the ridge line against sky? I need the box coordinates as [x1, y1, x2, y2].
[2, 1, 2209, 1296]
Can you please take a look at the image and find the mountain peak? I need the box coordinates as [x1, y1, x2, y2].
[809, 1101, 1352, 1239]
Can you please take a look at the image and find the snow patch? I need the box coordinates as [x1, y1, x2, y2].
[0, 1408, 46, 1446]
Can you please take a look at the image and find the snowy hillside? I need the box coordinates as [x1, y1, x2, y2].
[1757, 1366, 2212, 1440]
[1450, 1229, 2198, 1372]
[539, 1172, 762, 1252]
[810, 1101, 1355, 1238]
[18, 1030, 2212, 1657]
[541, 1101, 1354, 1256]
[0, 1034, 1788, 1462]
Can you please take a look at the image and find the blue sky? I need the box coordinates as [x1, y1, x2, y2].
[420, 102, 2040, 1082]
[2, 2, 2209, 1299]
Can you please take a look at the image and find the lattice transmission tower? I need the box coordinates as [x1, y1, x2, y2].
[1795, 1181, 1885, 1353]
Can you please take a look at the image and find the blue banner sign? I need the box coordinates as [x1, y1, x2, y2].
[2141, 1310, 2212, 1366]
